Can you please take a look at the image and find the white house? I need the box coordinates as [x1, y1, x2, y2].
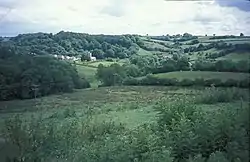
[90, 56, 96, 61]
[86, 51, 96, 61]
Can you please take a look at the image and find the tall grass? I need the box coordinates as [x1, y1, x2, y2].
[2, 88, 249, 162]
[195, 87, 249, 104]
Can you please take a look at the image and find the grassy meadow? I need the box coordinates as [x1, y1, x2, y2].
[0, 85, 249, 161]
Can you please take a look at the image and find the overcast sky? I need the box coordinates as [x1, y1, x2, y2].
[0, 0, 249, 36]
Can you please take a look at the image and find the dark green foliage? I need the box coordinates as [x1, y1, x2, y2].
[92, 49, 105, 59]
[123, 64, 141, 77]
[96, 63, 127, 86]
[0, 46, 90, 101]
[192, 59, 250, 73]
[155, 97, 249, 162]
[81, 52, 91, 61]
[178, 79, 194, 86]
[124, 76, 249, 88]
[129, 54, 190, 75]
[6, 32, 140, 59]
[209, 35, 236, 39]
[122, 77, 140, 85]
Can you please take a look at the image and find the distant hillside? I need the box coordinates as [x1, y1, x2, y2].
[0, 32, 143, 59]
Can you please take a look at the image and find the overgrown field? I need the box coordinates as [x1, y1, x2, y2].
[0, 86, 249, 162]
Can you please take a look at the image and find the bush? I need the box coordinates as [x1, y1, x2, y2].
[178, 79, 194, 86]
[105, 58, 114, 62]
[193, 78, 205, 86]
[239, 79, 249, 88]
[204, 79, 223, 87]
[122, 77, 139, 85]
[223, 79, 239, 87]
[139, 75, 160, 85]
[156, 97, 249, 161]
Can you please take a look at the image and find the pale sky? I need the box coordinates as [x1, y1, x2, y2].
[0, 0, 250, 36]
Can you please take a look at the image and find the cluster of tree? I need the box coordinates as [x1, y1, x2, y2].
[183, 43, 215, 53]
[123, 75, 249, 88]
[149, 33, 198, 42]
[6, 32, 142, 59]
[96, 54, 249, 87]
[130, 55, 190, 75]
[192, 59, 250, 73]
[0, 45, 90, 101]
[95, 55, 191, 86]
[205, 43, 250, 59]
[173, 33, 198, 42]
[205, 50, 233, 59]
[184, 42, 250, 54]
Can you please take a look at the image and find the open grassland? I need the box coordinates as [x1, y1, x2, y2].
[0, 86, 248, 130]
[154, 71, 250, 81]
[0, 86, 199, 132]
[75, 65, 99, 87]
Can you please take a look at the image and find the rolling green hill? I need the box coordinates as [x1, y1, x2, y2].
[154, 71, 249, 81]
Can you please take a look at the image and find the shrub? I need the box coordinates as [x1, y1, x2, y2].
[239, 79, 249, 88]
[204, 79, 223, 87]
[139, 75, 160, 85]
[193, 78, 205, 86]
[160, 78, 178, 86]
[105, 58, 114, 62]
[178, 79, 194, 86]
[223, 79, 239, 87]
[122, 77, 139, 85]
[156, 96, 249, 161]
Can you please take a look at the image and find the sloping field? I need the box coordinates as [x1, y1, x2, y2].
[217, 52, 250, 62]
[143, 40, 170, 50]
[154, 71, 250, 81]
[137, 48, 154, 55]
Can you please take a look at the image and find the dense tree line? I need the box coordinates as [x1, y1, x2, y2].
[192, 59, 250, 73]
[184, 42, 250, 55]
[209, 35, 237, 39]
[0, 45, 90, 101]
[123, 75, 249, 88]
[96, 55, 191, 86]
[149, 33, 197, 42]
[6, 32, 141, 59]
